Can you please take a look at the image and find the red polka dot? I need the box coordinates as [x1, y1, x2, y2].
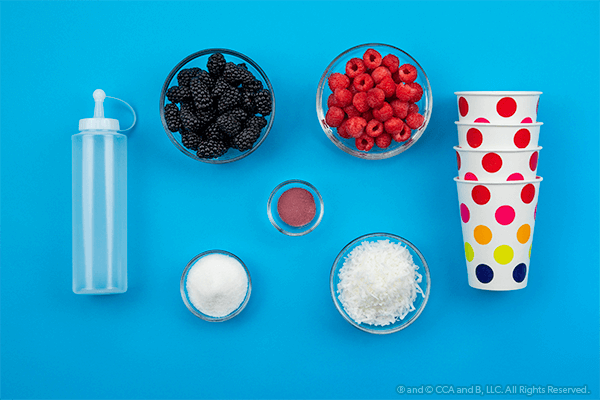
[535, 203, 537, 220]
[456, 151, 461, 170]
[474, 117, 490, 123]
[507, 173, 524, 181]
[472, 185, 491, 205]
[460, 203, 470, 223]
[464, 172, 478, 181]
[495, 205, 516, 225]
[482, 153, 502, 173]
[514, 128, 531, 148]
[459, 97, 469, 117]
[536, 98, 539, 114]
[529, 151, 539, 171]
[521, 183, 535, 204]
[467, 128, 483, 148]
[497, 97, 517, 117]
[521, 117, 533, 123]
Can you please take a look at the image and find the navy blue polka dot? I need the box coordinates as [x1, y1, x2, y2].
[513, 263, 527, 283]
[476, 264, 494, 283]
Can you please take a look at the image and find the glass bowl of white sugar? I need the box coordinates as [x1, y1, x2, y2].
[330, 232, 430, 334]
[181, 250, 252, 322]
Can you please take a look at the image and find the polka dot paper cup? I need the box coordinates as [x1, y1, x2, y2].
[455, 146, 541, 182]
[456, 122, 542, 151]
[455, 91, 542, 124]
[455, 177, 542, 291]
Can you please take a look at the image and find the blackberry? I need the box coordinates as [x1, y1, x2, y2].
[205, 123, 226, 142]
[212, 77, 231, 98]
[227, 108, 248, 123]
[177, 67, 200, 87]
[197, 139, 228, 159]
[180, 101, 196, 115]
[197, 106, 216, 125]
[190, 77, 212, 109]
[217, 85, 241, 114]
[180, 109, 201, 132]
[196, 69, 214, 90]
[166, 85, 191, 103]
[246, 115, 268, 131]
[181, 132, 201, 151]
[232, 127, 261, 151]
[223, 62, 254, 86]
[207, 53, 226, 76]
[240, 89, 255, 113]
[217, 114, 241, 138]
[254, 89, 272, 116]
[243, 78, 263, 93]
[164, 103, 181, 132]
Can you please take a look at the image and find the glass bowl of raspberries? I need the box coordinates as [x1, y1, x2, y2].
[160, 49, 275, 163]
[317, 44, 432, 160]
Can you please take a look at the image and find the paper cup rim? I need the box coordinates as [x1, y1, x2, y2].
[455, 121, 543, 127]
[454, 145, 542, 153]
[454, 91, 543, 96]
[454, 176, 543, 185]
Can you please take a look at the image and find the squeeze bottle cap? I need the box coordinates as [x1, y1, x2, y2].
[79, 89, 120, 131]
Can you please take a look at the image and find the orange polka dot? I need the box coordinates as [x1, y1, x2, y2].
[517, 224, 531, 244]
[474, 225, 492, 245]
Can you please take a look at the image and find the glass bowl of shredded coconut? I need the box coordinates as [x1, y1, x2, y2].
[330, 233, 430, 334]
[180, 250, 251, 322]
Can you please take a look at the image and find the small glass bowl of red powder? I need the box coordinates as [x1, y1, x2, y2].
[267, 180, 324, 236]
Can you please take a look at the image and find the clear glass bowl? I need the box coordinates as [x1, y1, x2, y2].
[267, 179, 324, 236]
[180, 250, 252, 322]
[160, 48, 275, 164]
[330, 233, 430, 334]
[316, 43, 432, 160]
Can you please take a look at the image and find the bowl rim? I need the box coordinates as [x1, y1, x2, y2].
[160, 48, 275, 164]
[454, 145, 542, 153]
[316, 43, 433, 160]
[180, 249, 252, 322]
[329, 232, 431, 334]
[454, 91, 543, 96]
[454, 176, 543, 185]
[455, 121, 543, 127]
[267, 179, 324, 236]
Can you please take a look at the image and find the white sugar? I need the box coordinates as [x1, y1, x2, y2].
[186, 253, 248, 318]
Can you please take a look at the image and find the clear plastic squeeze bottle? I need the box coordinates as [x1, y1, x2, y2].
[72, 89, 136, 294]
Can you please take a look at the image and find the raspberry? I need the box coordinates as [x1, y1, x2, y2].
[363, 49, 382, 69]
[400, 123, 412, 141]
[390, 100, 409, 119]
[371, 66, 392, 84]
[375, 132, 392, 148]
[395, 83, 416, 102]
[345, 58, 366, 78]
[348, 82, 359, 95]
[392, 71, 402, 84]
[382, 54, 399, 73]
[355, 134, 374, 151]
[384, 117, 405, 135]
[326, 106, 345, 127]
[408, 103, 419, 115]
[376, 77, 396, 98]
[328, 73, 350, 91]
[328, 94, 342, 108]
[352, 92, 370, 113]
[405, 112, 425, 129]
[353, 73, 374, 92]
[366, 119, 384, 137]
[390, 129, 404, 142]
[334, 88, 353, 107]
[361, 110, 373, 122]
[373, 102, 393, 122]
[337, 120, 351, 139]
[398, 64, 418, 83]
[366, 88, 385, 109]
[407, 82, 423, 102]
[344, 105, 361, 118]
[346, 116, 367, 138]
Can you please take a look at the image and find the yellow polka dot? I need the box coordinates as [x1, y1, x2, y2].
[494, 245, 514, 265]
[465, 242, 474, 262]
[517, 224, 531, 244]
[474, 225, 492, 245]
[529, 244, 532, 259]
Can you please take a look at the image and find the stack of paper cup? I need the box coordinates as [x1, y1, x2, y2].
[453, 91, 543, 290]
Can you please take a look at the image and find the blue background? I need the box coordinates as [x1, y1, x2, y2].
[2, 1, 599, 399]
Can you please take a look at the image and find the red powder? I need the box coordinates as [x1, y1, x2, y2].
[277, 188, 316, 227]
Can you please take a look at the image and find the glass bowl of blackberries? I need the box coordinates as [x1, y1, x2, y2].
[160, 49, 275, 164]
[316, 43, 432, 160]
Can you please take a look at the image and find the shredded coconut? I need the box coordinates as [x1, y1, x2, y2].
[337, 239, 424, 326]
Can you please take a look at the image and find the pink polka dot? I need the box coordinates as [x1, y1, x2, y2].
[514, 128, 531, 148]
[507, 173, 524, 181]
[497, 97, 517, 117]
[472, 185, 491, 205]
[521, 183, 535, 204]
[536, 98, 539, 115]
[529, 151, 539, 171]
[459, 97, 469, 117]
[495, 205, 516, 225]
[521, 117, 533, 123]
[482, 153, 502, 173]
[464, 172, 478, 181]
[460, 203, 470, 223]
[456, 151, 461, 170]
[467, 128, 483, 148]
[535, 203, 537, 220]
[474, 117, 490, 123]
